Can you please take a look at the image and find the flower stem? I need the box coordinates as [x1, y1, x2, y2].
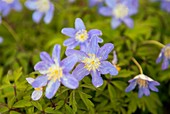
[2, 21, 19, 42]
[142, 40, 165, 48]
[131, 57, 143, 74]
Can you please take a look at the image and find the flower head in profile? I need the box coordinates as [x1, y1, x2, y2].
[26, 77, 43, 101]
[99, 0, 138, 29]
[112, 51, 121, 71]
[66, 36, 118, 87]
[25, 0, 54, 24]
[32, 44, 79, 99]
[0, 0, 22, 21]
[156, 44, 170, 70]
[61, 18, 103, 50]
[161, 0, 170, 12]
[125, 74, 160, 98]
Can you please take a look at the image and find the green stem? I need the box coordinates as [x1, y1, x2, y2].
[131, 57, 143, 74]
[2, 21, 19, 42]
[142, 40, 165, 48]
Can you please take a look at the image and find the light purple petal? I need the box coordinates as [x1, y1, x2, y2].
[31, 90, 43, 101]
[88, 29, 102, 38]
[40, 52, 54, 64]
[44, 3, 54, 24]
[63, 38, 78, 49]
[25, 1, 37, 10]
[125, 81, 137, 92]
[87, 36, 99, 54]
[61, 28, 76, 37]
[111, 18, 121, 29]
[98, 43, 114, 60]
[91, 71, 103, 88]
[61, 74, 79, 89]
[12, 0, 22, 11]
[143, 87, 150, 96]
[34, 61, 50, 74]
[32, 11, 43, 23]
[99, 61, 118, 75]
[123, 17, 134, 28]
[149, 84, 158, 92]
[105, 0, 116, 8]
[65, 49, 88, 61]
[75, 18, 86, 30]
[45, 80, 60, 99]
[99, 7, 112, 16]
[2, 6, 10, 16]
[162, 57, 169, 70]
[26, 78, 35, 84]
[138, 88, 144, 98]
[61, 55, 78, 72]
[52, 45, 61, 65]
[32, 75, 48, 88]
[72, 63, 89, 81]
[156, 52, 163, 63]
[149, 81, 160, 86]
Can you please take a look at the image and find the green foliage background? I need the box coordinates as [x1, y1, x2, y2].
[0, 0, 170, 114]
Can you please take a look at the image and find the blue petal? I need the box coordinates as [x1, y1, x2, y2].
[87, 36, 99, 54]
[61, 73, 79, 89]
[26, 78, 35, 85]
[105, 0, 116, 8]
[88, 29, 102, 39]
[45, 80, 60, 99]
[61, 28, 76, 37]
[149, 83, 158, 92]
[32, 75, 48, 88]
[2, 6, 10, 16]
[122, 17, 134, 28]
[111, 18, 121, 29]
[31, 90, 43, 101]
[91, 71, 103, 88]
[125, 80, 137, 92]
[162, 57, 169, 70]
[63, 38, 78, 49]
[99, 7, 112, 16]
[61, 55, 78, 72]
[44, 3, 54, 24]
[40, 52, 54, 64]
[75, 18, 86, 30]
[34, 61, 50, 74]
[72, 63, 89, 81]
[52, 45, 61, 65]
[65, 49, 88, 61]
[99, 61, 118, 75]
[25, 0, 37, 10]
[156, 52, 163, 63]
[97, 43, 114, 60]
[32, 11, 43, 23]
[12, 0, 22, 11]
[138, 88, 144, 98]
[149, 81, 160, 86]
[143, 87, 150, 96]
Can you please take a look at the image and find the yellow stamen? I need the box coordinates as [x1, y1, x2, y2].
[47, 65, 63, 81]
[75, 30, 88, 42]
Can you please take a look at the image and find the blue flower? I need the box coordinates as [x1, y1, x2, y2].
[156, 44, 170, 70]
[25, 0, 54, 24]
[99, 0, 138, 29]
[0, 0, 22, 21]
[66, 36, 118, 87]
[125, 74, 160, 98]
[88, 0, 104, 8]
[26, 78, 43, 101]
[33, 44, 79, 99]
[61, 18, 103, 50]
[161, 0, 170, 13]
[0, 36, 3, 44]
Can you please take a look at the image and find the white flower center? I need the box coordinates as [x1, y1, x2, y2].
[75, 30, 88, 42]
[113, 4, 129, 19]
[137, 78, 148, 88]
[164, 46, 170, 58]
[35, 0, 50, 12]
[2, 0, 14, 4]
[47, 65, 63, 81]
[82, 54, 101, 71]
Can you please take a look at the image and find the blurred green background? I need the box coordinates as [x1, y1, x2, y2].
[0, 0, 170, 114]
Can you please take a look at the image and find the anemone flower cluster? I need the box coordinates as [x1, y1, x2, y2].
[27, 18, 118, 100]
[99, 0, 139, 29]
[25, 0, 54, 24]
[0, 0, 22, 23]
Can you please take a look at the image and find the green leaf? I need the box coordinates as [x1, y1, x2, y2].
[108, 84, 117, 103]
[116, 70, 135, 78]
[31, 101, 42, 111]
[45, 107, 61, 114]
[10, 111, 21, 114]
[0, 106, 9, 113]
[69, 90, 77, 113]
[65, 104, 73, 114]
[14, 67, 22, 82]
[13, 100, 32, 108]
[112, 81, 127, 91]
[78, 91, 94, 111]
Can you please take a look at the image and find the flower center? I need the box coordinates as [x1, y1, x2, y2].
[47, 65, 63, 81]
[82, 54, 101, 71]
[164, 46, 170, 59]
[137, 78, 147, 88]
[35, 0, 50, 12]
[75, 30, 88, 42]
[2, 0, 14, 4]
[113, 4, 129, 19]
[35, 87, 43, 91]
